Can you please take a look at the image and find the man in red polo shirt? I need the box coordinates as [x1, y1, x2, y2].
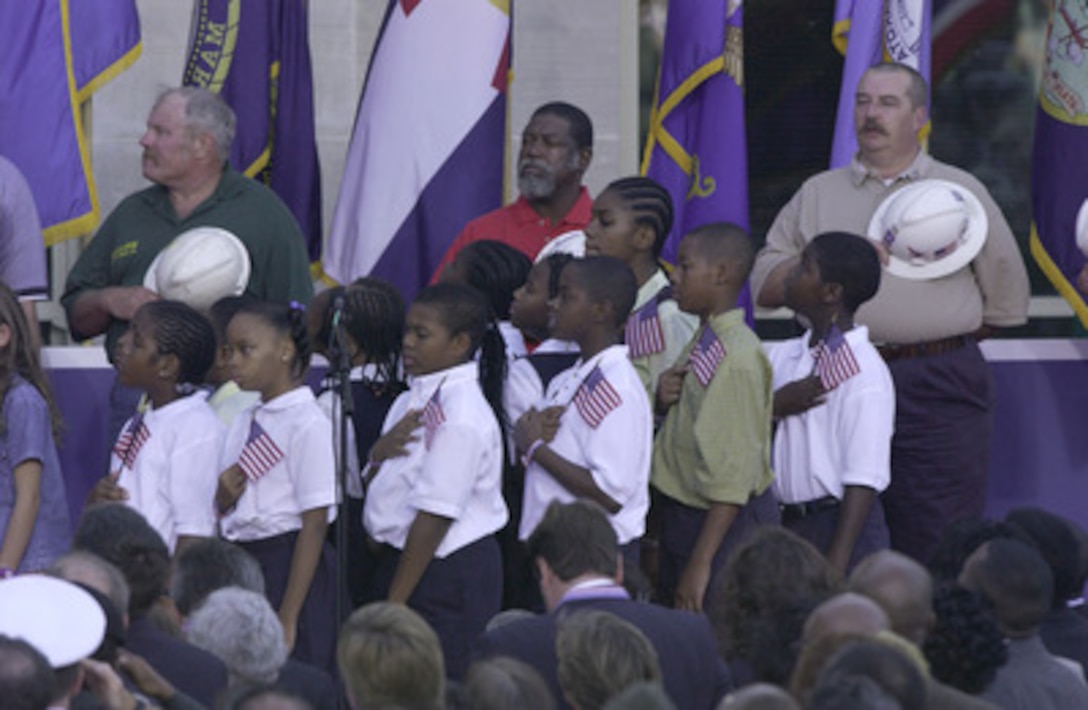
[434, 102, 594, 278]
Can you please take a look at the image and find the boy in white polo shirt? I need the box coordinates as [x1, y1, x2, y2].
[769, 231, 894, 574]
[514, 256, 652, 566]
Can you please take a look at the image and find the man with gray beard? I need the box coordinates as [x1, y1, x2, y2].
[434, 102, 593, 275]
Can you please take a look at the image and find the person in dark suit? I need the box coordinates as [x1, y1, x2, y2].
[73, 503, 228, 708]
[473, 500, 732, 710]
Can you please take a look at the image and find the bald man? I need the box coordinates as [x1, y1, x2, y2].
[849, 550, 935, 646]
[805, 589, 998, 709]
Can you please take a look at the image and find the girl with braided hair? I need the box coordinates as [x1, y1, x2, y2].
[215, 299, 338, 673]
[88, 299, 223, 554]
[584, 176, 698, 402]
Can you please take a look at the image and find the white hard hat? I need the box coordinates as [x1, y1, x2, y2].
[535, 229, 585, 262]
[1076, 198, 1088, 257]
[867, 179, 988, 280]
[0, 576, 106, 667]
[144, 226, 251, 310]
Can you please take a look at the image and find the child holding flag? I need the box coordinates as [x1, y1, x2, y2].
[215, 299, 338, 673]
[583, 177, 697, 402]
[363, 283, 508, 680]
[768, 231, 893, 574]
[651, 223, 778, 612]
[514, 256, 652, 567]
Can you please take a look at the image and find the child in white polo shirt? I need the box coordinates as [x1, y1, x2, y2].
[768, 230, 894, 574]
[514, 256, 652, 566]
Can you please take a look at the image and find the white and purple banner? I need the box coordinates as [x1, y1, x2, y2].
[324, 0, 510, 300]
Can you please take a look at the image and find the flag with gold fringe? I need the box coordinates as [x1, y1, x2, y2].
[0, 1, 141, 245]
[1029, 1, 1088, 328]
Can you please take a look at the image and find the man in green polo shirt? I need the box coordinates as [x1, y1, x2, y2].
[62, 87, 313, 437]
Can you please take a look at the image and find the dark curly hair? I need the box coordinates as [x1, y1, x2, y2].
[139, 300, 218, 386]
[708, 526, 842, 662]
[922, 584, 1008, 694]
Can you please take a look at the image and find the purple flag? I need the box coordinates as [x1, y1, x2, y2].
[184, 0, 323, 262]
[641, 0, 748, 262]
[1029, 3, 1088, 328]
[830, 0, 931, 168]
[324, 0, 511, 301]
[0, 1, 140, 245]
[69, 0, 142, 101]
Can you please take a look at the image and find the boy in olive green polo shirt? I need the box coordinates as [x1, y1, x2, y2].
[651, 222, 778, 612]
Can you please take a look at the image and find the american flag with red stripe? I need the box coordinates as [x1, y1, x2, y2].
[813, 325, 860, 390]
[573, 365, 622, 429]
[421, 385, 445, 449]
[625, 298, 666, 358]
[238, 417, 285, 482]
[689, 325, 726, 387]
[113, 414, 150, 470]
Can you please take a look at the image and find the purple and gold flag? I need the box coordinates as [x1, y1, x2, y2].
[812, 325, 860, 390]
[239, 418, 285, 482]
[184, 0, 322, 262]
[830, 0, 931, 168]
[1029, 3, 1088, 328]
[574, 366, 622, 430]
[689, 325, 726, 387]
[0, 1, 141, 245]
[642, 0, 749, 262]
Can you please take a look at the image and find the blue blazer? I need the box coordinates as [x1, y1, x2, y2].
[474, 592, 733, 710]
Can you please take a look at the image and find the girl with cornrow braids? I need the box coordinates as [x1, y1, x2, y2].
[88, 299, 224, 554]
[584, 176, 698, 404]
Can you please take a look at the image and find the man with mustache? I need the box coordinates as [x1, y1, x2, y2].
[434, 102, 594, 275]
[750, 63, 1029, 566]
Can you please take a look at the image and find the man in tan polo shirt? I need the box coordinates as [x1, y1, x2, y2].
[751, 62, 1029, 565]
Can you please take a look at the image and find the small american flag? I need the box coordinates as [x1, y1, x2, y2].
[573, 365, 622, 429]
[689, 325, 726, 387]
[421, 385, 445, 449]
[812, 325, 860, 390]
[113, 414, 150, 470]
[238, 417, 285, 482]
[624, 298, 666, 359]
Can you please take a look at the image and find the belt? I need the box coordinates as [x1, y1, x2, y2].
[780, 496, 840, 521]
[877, 335, 971, 362]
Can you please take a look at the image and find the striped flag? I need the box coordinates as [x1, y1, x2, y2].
[625, 298, 666, 359]
[830, 0, 931, 168]
[421, 385, 446, 450]
[573, 366, 622, 429]
[113, 415, 150, 471]
[324, 0, 511, 301]
[183, 0, 323, 262]
[238, 418, 285, 482]
[0, 1, 141, 245]
[813, 325, 861, 390]
[689, 325, 726, 387]
[1028, 1, 1088, 328]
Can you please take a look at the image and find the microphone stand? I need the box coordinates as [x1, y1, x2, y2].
[327, 297, 355, 646]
